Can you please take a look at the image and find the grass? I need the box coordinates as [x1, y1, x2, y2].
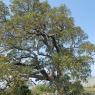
[84, 87, 95, 94]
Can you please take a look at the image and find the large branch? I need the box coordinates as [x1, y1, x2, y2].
[21, 69, 52, 81]
[11, 45, 31, 52]
[14, 57, 51, 81]
[28, 74, 50, 81]
[27, 31, 60, 53]
[49, 35, 60, 53]
[38, 52, 52, 58]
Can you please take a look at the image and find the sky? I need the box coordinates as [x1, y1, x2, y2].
[4, 0, 95, 76]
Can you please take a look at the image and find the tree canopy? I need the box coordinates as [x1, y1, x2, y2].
[0, 0, 95, 95]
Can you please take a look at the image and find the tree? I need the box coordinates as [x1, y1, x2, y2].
[0, 0, 95, 95]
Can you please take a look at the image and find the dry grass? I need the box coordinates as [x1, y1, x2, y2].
[84, 87, 95, 94]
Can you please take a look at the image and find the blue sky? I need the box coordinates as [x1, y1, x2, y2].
[4, 0, 95, 76]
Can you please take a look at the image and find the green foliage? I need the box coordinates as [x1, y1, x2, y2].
[0, 63, 32, 77]
[0, 84, 32, 95]
[68, 81, 84, 95]
[30, 84, 55, 95]
[14, 84, 31, 95]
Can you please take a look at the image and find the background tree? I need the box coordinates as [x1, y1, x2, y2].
[0, 0, 95, 95]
